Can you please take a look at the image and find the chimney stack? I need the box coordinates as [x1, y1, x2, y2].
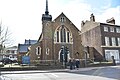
[90, 13, 95, 22]
[81, 21, 85, 27]
[106, 17, 115, 24]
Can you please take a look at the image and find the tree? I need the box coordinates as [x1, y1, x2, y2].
[0, 22, 13, 53]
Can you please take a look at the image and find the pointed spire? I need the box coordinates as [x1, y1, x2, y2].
[45, 0, 49, 15]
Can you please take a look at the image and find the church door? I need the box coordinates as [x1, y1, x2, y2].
[59, 46, 70, 62]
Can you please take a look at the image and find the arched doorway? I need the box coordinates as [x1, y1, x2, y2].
[58, 46, 70, 63]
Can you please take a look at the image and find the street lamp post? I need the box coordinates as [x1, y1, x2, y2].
[84, 46, 87, 67]
[64, 46, 68, 68]
[60, 46, 68, 68]
[61, 46, 64, 66]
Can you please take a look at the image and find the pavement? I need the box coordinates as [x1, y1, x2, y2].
[1, 65, 120, 80]
[1, 65, 120, 74]
[2, 63, 29, 68]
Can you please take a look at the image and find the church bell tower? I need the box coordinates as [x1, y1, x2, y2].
[42, 0, 52, 21]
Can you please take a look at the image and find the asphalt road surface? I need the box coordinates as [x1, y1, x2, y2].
[0, 66, 120, 80]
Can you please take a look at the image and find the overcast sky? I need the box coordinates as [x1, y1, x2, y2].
[0, 0, 120, 46]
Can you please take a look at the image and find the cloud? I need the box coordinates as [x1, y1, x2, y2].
[58, 0, 120, 30]
[0, 0, 43, 45]
[96, 6, 120, 25]
[49, 0, 92, 30]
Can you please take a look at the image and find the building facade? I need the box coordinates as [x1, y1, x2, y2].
[29, 0, 84, 66]
[0, 46, 17, 61]
[17, 39, 37, 63]
[81, 14, 120, 63]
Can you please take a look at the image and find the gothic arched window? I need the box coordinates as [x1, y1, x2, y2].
[60, 25, 66, 42]
[54, 25, 73, 44]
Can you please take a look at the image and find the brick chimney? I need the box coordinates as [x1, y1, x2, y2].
[90, 13, 95, 22]
[106, 17, 115, 24]
[81, 21, 85, 27]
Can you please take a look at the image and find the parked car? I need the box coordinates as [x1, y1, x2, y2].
[1, 58, 12, 65]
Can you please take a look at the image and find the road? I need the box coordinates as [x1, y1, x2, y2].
[69, 66, 120, 80]
[0, 66, 120, 80]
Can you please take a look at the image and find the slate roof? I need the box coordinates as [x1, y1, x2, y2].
[18, 39, 37, 53]
[18, 44, 29, 53]
[24, 39, 37, 44]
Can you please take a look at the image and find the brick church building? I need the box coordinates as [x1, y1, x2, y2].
[28, 0, 84, 66]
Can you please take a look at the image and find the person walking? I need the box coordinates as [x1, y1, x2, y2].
[76, 59, 80, 70]
[69, 59, 73, 70]
[72, 58, 76, 69]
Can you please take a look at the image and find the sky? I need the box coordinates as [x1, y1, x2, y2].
[0, 0, 120, 46]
